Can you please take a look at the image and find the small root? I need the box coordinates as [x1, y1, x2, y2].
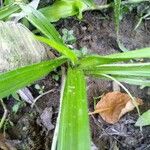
[0, 99, 8, 129]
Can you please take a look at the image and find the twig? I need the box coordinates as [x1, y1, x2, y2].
[0, 99, 8, 129]
[31, 89, 55, 108]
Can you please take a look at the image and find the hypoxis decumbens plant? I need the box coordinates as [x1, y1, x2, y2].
[0, 1, 150, 150]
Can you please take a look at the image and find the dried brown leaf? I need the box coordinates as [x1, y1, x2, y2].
[90, 92, 143, 124]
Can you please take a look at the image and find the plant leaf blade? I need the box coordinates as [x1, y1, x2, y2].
[0, 57, 67, 98]
[36, 36, 78, 64]
[57, 67, 90, 150]
[135, 110, 150, 126]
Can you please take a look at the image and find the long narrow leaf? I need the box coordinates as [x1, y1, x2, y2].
[0, 4, 19, 20]
[87, 74, 150, 86]
[85, 63, 150, 77]
[20, 5, 78, 63]
[36, 36, 78, 64]
[20, 4, 62, 43]
[78, 47, 150, 69]
[0, 57, 67, 98]
[114, 0, 121, 35]
[112, 76, 150, 86]
[107, 47, 150, 59]
[57, 67, 90, 150]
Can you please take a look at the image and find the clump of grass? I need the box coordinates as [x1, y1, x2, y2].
[0, 0, 150, 149]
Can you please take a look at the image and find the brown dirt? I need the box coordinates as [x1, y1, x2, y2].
[2, 3, 150, 150]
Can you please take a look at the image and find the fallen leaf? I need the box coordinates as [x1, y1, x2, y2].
[90, 92, 143, 124]
[37, 107, 54, 131]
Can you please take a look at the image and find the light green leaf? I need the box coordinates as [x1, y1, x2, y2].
[58, 67, 90, 150]
[78, 47, 150, 69]
[36, 36, 78, 64]
[135, 110, 150, 126]
[107, 47, 150, 59]
[0, 57, 67, 98]
[40, 1, 77, 22]
[40, 0, 93, 22]
[20, 4, 62, 43]
[112, 76, 150, 86]
[85, 63, 150, 77]
[0, 4, 19, 20]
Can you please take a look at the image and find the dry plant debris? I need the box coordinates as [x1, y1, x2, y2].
[90, 92, 143, 124]
[0, 133, 17, 150]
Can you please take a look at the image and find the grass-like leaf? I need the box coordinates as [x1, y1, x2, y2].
[114, 0, 129, 52]
[20, 4, 62, 43]
[36, 36, 78, 64]
[57, 67, 90, 150]
[78, 47, 150, 69]
[111, 76, 150, 86]
[0, 3, 19, 20]
[20, 5, 78, 63]
[0, 57, 67, 98]
[114, 0, 121, 35]
[85, 63, 150, 77]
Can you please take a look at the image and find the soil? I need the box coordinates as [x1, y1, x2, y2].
[1, 1, 150, 150]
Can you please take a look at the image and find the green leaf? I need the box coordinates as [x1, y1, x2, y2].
[112, 76, 150, 86]
[0, 57, 67, 98]
[114, 0, 121, 34]
[82, 0, 94, 6]
[0, 4, 20, 20]
[40, 0, 93, 22]
[78, 47, 150, 69]
[36, 36, 78, 64]
[114, 0, 129, 52]
[58, 67, 90, 150]
[107, 47, 150, 59]
[85, 63, 150, 77]
[20, 4, 62, 43]
[40, 1, 78, 22]
[20, 4, 78, 63]
[135, 110, 150, 126]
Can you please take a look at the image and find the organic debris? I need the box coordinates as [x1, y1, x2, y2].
[0, 133, 17, 150]
[90, 92, 143, 124]
[37, 107, 54, 131]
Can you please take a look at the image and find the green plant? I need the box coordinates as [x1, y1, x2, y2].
[0, 1, 150, 150]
